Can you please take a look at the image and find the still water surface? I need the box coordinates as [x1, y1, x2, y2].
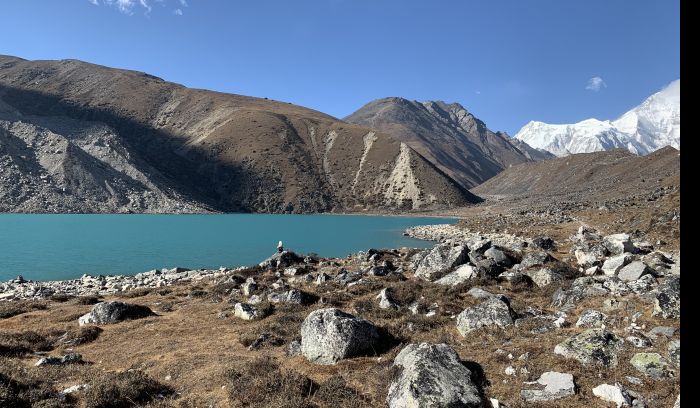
[0, 214, 455, 281]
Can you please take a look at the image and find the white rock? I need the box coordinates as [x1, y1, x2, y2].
[592, 383, 632, 407]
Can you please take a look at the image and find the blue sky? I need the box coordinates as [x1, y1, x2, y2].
[0, 1, 679, 135]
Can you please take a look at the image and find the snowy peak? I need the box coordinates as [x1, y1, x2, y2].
[515, 80, 680, 157]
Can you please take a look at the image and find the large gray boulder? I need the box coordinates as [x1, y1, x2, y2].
[602, 254, 633, 276]
[300, 308, 380, 365]
[434, 264, 477, 286]
[78, 301, 154, 326]
[630, 353, 672, 378]
[554, 329, 624, 367]
[603, 233, 636, 255]
[456, 296, 517, 336]
[618, 261, 652, 282]
[654, 276, 680, 319]
[415, 243, 469, 281]
[386, 343, 485, 408]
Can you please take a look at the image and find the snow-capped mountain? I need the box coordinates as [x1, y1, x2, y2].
[514, 80, 680, 156]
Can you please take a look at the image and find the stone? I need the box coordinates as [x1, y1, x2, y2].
[674, 394, 680, 408]
[602, 254, 633, 276]
[386, 343, 485, 408]
[532, 237, 555, 250]
[286, 340, 302, 357]
[241, 280, 257, 296]
[520, 371, 575, 402]
[554, 329, 624, 367]
[434, 264, 477, 286]
[603, 233, 636, 255]
[646, 326, 676, 339]
[485, 247, 511, 266]
[592, 383, 632, 407]
[526, 268, 563, 288]
[233, 303, 260, 320]
[490, 398, 507, 408]
[78, 301, 154, 326]
[466, 287, 496, 299]
[668, 340, 680, 367]
[300, 308, 380, 365]
[259, 250, 304, 269]
[505, 366, 516, 376]
[618, 261, 652, 282]
[377, 288, 399, 310]
[284, 266, 306, 276]
[575, 310, 606, 328]
[456, 296, 517, 336]
[628, 274, 658, 294]
[630, 353, 671, 378]
[36, 353, 83, 366]
[267, 288, 310, 304]
[520, 252, 553, 269]
[625, 335, 653, 348]
[653, 276, 680, 319]
[315, 272, 330, 285]
[575, 243, 608, 267]
[414, 243, 469, 281]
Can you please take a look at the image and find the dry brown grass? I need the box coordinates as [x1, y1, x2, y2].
[0, 300, 48, 319]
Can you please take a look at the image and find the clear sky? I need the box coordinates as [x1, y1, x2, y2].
[0, 0, 679, 135]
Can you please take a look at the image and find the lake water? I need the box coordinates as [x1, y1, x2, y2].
[0, 214, 454, 282]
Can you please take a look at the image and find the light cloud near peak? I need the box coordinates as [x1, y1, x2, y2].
[174, 8, 183, 15]
[585, 76, 607, 92]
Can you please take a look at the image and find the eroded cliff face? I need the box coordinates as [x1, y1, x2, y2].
[345, 97, 536, 189]
[0, 56, 478, 213]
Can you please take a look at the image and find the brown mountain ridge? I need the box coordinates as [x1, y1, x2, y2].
[0, 55, 479, 213]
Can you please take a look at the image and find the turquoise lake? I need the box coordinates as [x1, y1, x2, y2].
[0, 214, 455, 282]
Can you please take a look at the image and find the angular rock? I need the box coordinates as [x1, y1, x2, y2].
[653, 276, 680, 319]
[520, 371, 575, 402]
[259, 250, 304, 269]
[78, 301, 154, 326]
[267, 288, 311, 305]
[625, 334, 653, 348]
[467, 287, 496, 300]
[233, 303, 260, 320]
[674, 394, 680, 408]
[575, 243, 608, 267]
[627, 274, 658, 294]
[526, 268, 563, 288]
[241, 279, 257, 297]
[520, 252, 553, 270]
[618, 261, 652, 282]
[456, 296, 517, 336]
[415, 243, 469, 281]
[668, 340, 680, 367]
[603, 233, 636, 255]
[575, 310, 606, 328]
[434, 264, 477, 286]
[554, 329, 624, 367]
[386, 343, 484, 408]
[602, 254, 633, 276]
[484, 247, 511, 266]
[630, 353, 671, 378]
[300, 308, 380, 365]
[532, 237, 555, 250]
[377, 288, 399, 310]
[592, 383, 632, 407]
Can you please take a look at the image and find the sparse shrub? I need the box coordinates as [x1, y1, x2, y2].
[0, 331, 53, 356]
[49, 293, 74, 303]
[75, 295, 101, 305]
[55, 326, 102, 346]
[0, 301, 48, 319]
[224, 357, 315, 407]
[120, 288, 151, 298]
[313, 377, 369, 408]
[82, 370, 173, 408]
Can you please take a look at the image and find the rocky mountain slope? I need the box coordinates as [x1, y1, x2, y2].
[472, 146, 680, 203]
[515, 80, 680, 157]
[0, 55, 478, 213]
[345, 98, 539, 189]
